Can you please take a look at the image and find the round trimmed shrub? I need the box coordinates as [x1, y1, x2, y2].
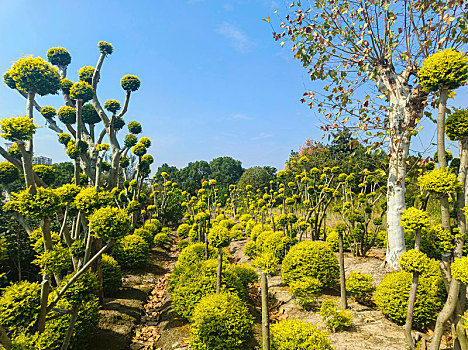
[134, 228, 153, 246]
[112, 234, 149, 268]
[190, 292, 253, 350]
[121, 75, 140, 91]
[144, 218, 162, 235]
[70, 81, 93, 102]
[78, 66, 94, 84]
[345, 271, 375, 304]
[374, 270, 446, 329]
[101, 254, 122, 296]
[282, 240, 339, 289]
[98, 41, 114, 55]
[154, 232, 171, 248]
[270, 319, 333, 350]
[88, 206, 131, 240]
[169, 259, 244, 319]
[0, 281, 41, 333]
[81, 103, 100, 124]
[256, 230, 296, 262]
[177, 242, 217, 269]
[227, 263, 258, 286]
[0, 161, 20, 184]
[177, 223, 190, 238]
[47, 47, 71, 66]
[104, 99, 121, 113]
[57, 106, 76, 124]
[243, 240, 257, 258]
[33, 164, 56, 185]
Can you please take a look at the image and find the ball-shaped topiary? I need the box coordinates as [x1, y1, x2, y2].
[101, 253, 122, 296]
[451, 256, 468, 285]
[33, 164, 56, 186]
[417, 167, 461, 194]
[40, 106, 56, 119]
[78, 66, 95, 84]
[70, 81, 94, 102]
[270, 319, 333, 350]
[446, 108, 468, 141]
[60, 78, 73, 94]
[345, 271, 375, 304]
[46, 47, 71, 66]
[121, 75, 140, 91]
[0, 161, 20, 184]
[154, 232, 171, 247]
[256, 230, 296, 262]
[120, 155, 130, 168]
[190, 292, 253, 350]
[177, 223, 191, 238]
[143, 218, 162, 235]
[81, 103, 101, 124]
[3, 71, 16, 89]
[419, 48, 468, 92]
[401, 207, 431, 232]
[399, 249, 431, 274]
[132, 142, 147, 157]
[282, 240, 339, 290]
[7, 56, 60, 95]
[141, 154, 154, 164]
[177, 242, 217, 269]
[7, 187, 60, 218]
[74, 187, 113, 214]
[134, 228, 153, 247]
[98, 41, 114, 55]
[0, 116, 37, 141]
[208, 224, 231, 248]
[59, 271, 99, 307]
[374, 270, 446, 329]
[124, 134, 138, 148]
[104, 99, 121, 113]
[139, 136, 151, 148]
[113, 116, 125, 130]
[112, 234, 149, 268]
[128, 121, 142, 134]
[88, 206, 130, 240]
[0, 281, 41, 333]
[57, 106, 76, 124]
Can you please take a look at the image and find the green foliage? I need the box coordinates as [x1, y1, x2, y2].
[128, 121, 142, 134]
[243, 240, 257, 258]
[6, 187, 60, 217]
[104, 99, 121, 113]
[3, 71, 17, 89]
[88, 206, 131, 240]
[401, 207, 430, 231]
[134, 228, 153, 246]
[255, 230, 296, 262]
[0, 161, 20, 184]
[169, 259, 245, 319]
[399, 249, 431, 274]
[98, 41, 114, 55]
[60, 271, 98, 307]
[228, 263, 258, 286]
[419, 49, 468, 92]
[121, 75, 141, 91]
[126, 200, 140, 213]
[47, 47, 71, 66]
[81, 103, 100, 124]
[40, 106, 56, 119]
[446, 108, 468, 141]
[8, 143, 22, 160]
[7, 56, 60, 95]
[57, 106, 76, 124]
[270, 319, 333, 350]
[451, 256, 468, 285]
[70, 239, 85, 258]
[345, 271, 375, 304]
[319, 298, 353, 332]
[70, 81, 93, 102]
[208, 224, 231, 248]
[58, 133, 71, 145]
[177, 223, 190, 238]
[289, 276, 322, 307]
[252, 251, 279, 275]
[374, 269, 446, 329]
[33, 164, 56, 185]
[132, 142, 147, 157]
[101, 254, 122, 296]
[417, 167, 461, 194]
[154, 232, 171, 247]
[210, 156, 244, 187]
[124, 134, 138, 148]
[55, 183, 80, 203]
[33, 244, 71, 276]
[112, 234, 149, 268]
[74, 187, 113, 214]
[177, 242, 217, 269]
[190, 292, 253, 350]
[282, 240, 339, 290]
[78, 66, 94, 84]
[60, 78, 73, 94]
[0, 116, 37, 141]
[113, 116, 125, 130]
[0, 281, 40, 333]
[237, 166, 276, 192]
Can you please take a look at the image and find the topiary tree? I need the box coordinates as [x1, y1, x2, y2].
[111, 234, 149, 268]
[189, 292, 253, 350]
[208, 224, 232, 293]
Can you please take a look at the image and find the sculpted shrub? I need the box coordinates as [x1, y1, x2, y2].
[112, 234, 149, 268]
[177, 223, 190, 238]
[154, 232, 171, 248]
[101, 254, 122, 296]
[88, 206, 130, 240]
[282, 240, 339, 290]
[270, 319, 333, 350]
[134, 228, 153, 246]
[256, 230, 296, 262]
[345, 271, 375, 304]
[190, 292, 253, 350]
[176, 242, 217, 269]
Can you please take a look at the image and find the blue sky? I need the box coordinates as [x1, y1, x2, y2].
[0, 0, 466, 171]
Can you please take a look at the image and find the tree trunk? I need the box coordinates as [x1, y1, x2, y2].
[60, 307, 79, 350]
[261, 271, 270, 350]
[404, 272, 419, 349]
[338, 230, 347, 309]
[216, 247, 223, 293]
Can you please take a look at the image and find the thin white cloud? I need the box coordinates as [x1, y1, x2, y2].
[217, 22, 253, 53]
[252, 132, 273, 140]
[223, 3, 234, 11]
[231, 113, 251, 120]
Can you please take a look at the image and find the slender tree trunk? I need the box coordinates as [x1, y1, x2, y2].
[404, 273, 419, 349]
[261, 271, 270, 350]
[338, 229, 347, 309]
[60, 307, 79, 350]
[216, 247, 223, 293]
